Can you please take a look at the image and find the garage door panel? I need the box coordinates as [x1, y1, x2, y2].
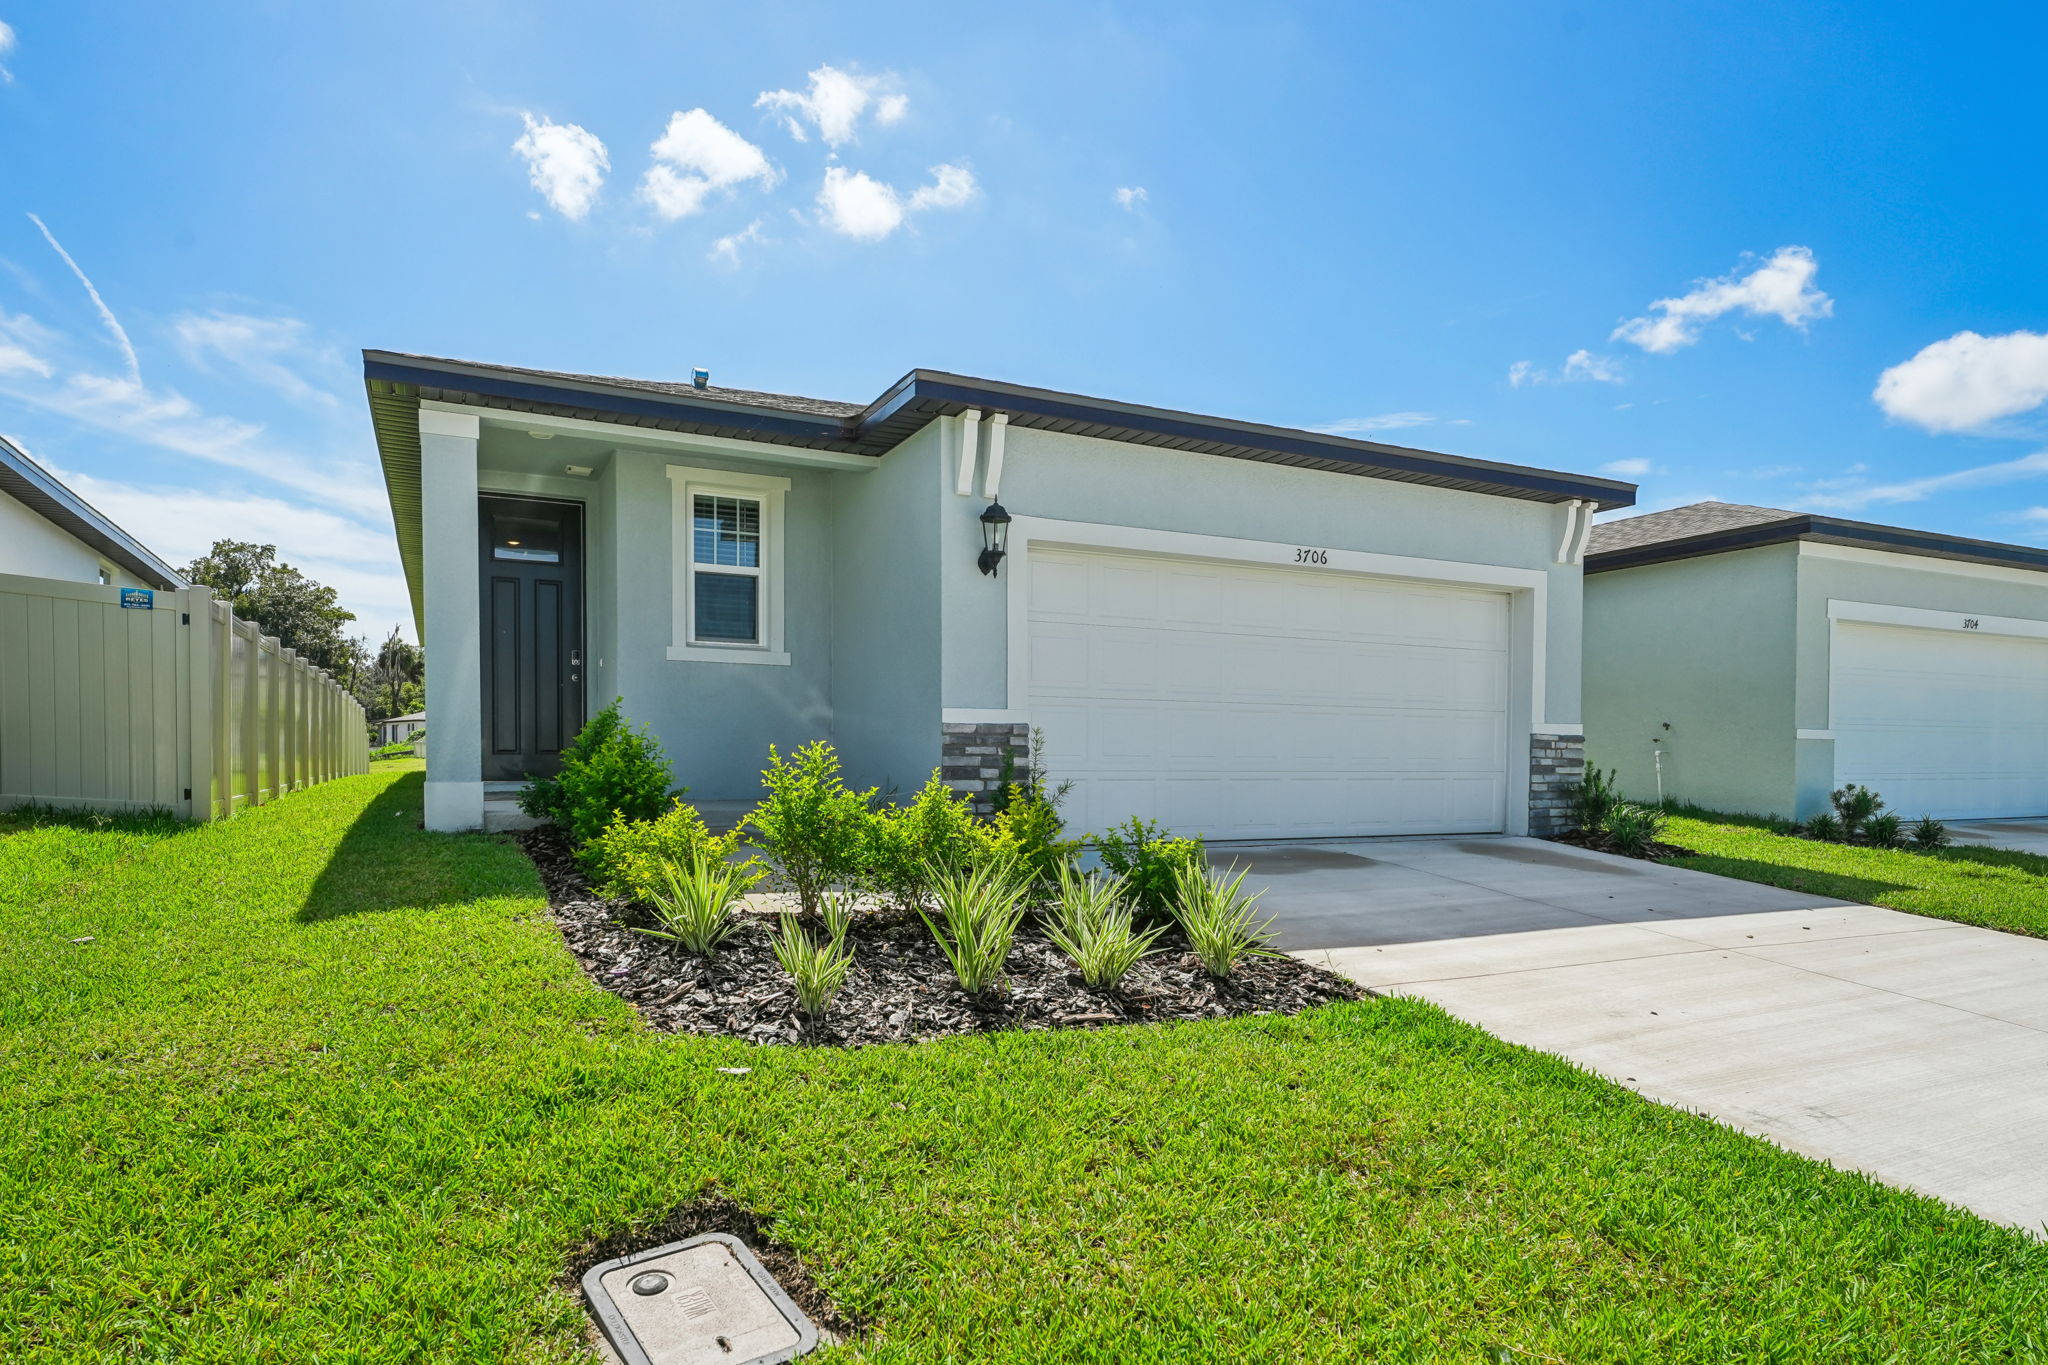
[1834, 621, 2048, 820]
[1026, 547, 1510, 839]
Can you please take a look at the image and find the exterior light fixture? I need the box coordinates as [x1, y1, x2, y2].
[978, 502, 1011, 576]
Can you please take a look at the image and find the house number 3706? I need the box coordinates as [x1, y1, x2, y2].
[1295, 547, 1329, 566]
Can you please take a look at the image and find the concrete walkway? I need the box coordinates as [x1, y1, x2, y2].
[1227, 837, 2048, 1234]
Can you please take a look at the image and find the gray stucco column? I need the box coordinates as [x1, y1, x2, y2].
[419, 407, 483, 832]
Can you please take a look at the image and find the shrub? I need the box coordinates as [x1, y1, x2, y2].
[1043, 865, 1161, 990]
[1864, 812, 1906, 849]
[1095, 817, 1206, 922]
[1803, 811, 1845, 842]
[581, 801, 755, 901]
[866, 773, 984, 911]
[990, 726, 1073, 815]
[1566, 767, 1624, 835]
[983, 788, 1085, 892]
[1172, 862, 1280, 980]
[748, 741, 875, 918]
[521, 700, 678, 844]
[920, 861, 1031, 998]
[770, 913, 855, 1020]
[1603, 803, 1666, 859]
[1829, 783, 1885, 840]
[634, 856, 754, 957]
[1911, 815, 1952, 850]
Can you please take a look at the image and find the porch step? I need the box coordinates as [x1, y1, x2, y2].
[483, 789, 542, 834]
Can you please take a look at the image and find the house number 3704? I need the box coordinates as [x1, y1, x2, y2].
[1294, 547, 1329, 566]
[1963, 618, 1981, 630]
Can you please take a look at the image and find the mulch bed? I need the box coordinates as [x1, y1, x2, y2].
[517, 827, 1362, 1048]
[1549, 829, 1699, 861]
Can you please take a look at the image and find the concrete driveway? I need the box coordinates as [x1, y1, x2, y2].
[1222, 837, 2048, 1234]
[1949, 818, 2048, 858]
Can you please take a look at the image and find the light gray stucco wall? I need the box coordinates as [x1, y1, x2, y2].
[0, 489, 145, 586]
[1583, 543, 1799, 817]
[938, 425, 1586, 721]
[1791, 546, 2048, 817]
[603, 447, 841, 803]
[831, 424, 943, 799]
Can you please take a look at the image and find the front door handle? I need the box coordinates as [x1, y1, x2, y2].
[570, 648, 581, 683]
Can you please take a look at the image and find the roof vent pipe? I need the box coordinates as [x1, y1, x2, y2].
[691, 368, 710, 389]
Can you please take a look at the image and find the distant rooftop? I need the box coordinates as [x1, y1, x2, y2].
[1587, 500, 2048, 575]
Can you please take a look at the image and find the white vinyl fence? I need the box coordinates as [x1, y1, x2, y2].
[0, 571, 370, 821]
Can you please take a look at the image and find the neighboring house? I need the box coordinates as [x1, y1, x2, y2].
[375, 712, 426, 747]
[0, 434, 184, 591]
[363, 351, 1633, 836]
[1584, 501, 2048, 822]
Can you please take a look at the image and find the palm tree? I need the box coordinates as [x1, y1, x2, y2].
[369, 626, 424, 720]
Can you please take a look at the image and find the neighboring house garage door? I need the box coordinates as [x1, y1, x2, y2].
[1832, 620, 2048, 820]
[1027, 546, 1510, 840]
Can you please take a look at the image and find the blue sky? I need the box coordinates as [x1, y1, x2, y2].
[3, 2, 2046, 637]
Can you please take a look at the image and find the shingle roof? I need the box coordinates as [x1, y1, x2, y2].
[1587, 501, 1799, 554]
[370, 351, 867, 420]
[1585, 500, 2048, 577]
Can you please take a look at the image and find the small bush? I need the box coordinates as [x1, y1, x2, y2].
[1043, 866, 1162, 990]
[634, 857, 753, 957]
[1830, 783, 1885, 840]
[1604, 803, 1666, 859]
[581, 801, 754, 901]
[748, 741, 875, 918]
[920, 861, 1031, 998]
[1803, 811, 1845, 842]
[982, 789, 1085, 892]
[1864, 812, 1906, 849]
[1911, 815, 1952, 850]
[522, 700, 678, 844]
[1095, 817, 1206, 922]
[866, 773, 984, 911]
[770, 914, 855, 1020]
[1567, 767, 1624, 835]
[1172, 862, 1280, 980]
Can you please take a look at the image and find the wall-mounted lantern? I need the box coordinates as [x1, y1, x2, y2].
[978, 502, 1012, 576]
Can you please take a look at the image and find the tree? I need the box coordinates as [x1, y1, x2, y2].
[369, 626, 425, 720]
[183, 540, 358, 675]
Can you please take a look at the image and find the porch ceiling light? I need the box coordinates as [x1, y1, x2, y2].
[978, 501, 1011, 577]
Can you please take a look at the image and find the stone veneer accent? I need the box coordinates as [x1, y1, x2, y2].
[1527, 731, 1586, 838]
[940, 721, 1031, 813]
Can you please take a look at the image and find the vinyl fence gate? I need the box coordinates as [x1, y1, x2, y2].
[0, 572, 371, 821]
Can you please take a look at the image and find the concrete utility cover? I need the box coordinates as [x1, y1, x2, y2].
[584, 1233, 817, 1365]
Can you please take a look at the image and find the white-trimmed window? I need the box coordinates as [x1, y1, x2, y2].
[666, 465, 789, 665]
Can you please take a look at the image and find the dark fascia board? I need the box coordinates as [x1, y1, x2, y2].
[363, 351, 1636, 510]
[1586, 514, 2048, 576]
[864, 371, 1638, 509]
[0, 436, 186, 589]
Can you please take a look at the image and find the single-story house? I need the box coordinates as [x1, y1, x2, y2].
[0, 434, 184, 590]
[375, 711, 427, 747]
[363, 351, 1634, 836]
[1584, 501, 2048, 822]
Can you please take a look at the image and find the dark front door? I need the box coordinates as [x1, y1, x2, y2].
[479, 495, 585, 781]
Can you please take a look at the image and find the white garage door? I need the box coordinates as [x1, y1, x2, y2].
[1027, 546, 1510, 840]
[1833, 620, 2048, 820]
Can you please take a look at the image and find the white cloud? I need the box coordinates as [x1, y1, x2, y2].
[638, 109, 778, 221]
[756, 65, 906, 147]
[816, 167, 903, 240]
[0, 20, 16, 83]
[1613, 246, 1832, 354]
[173, 311, 339, 408]
[28, 212, 139, 382]
[906, 163, 976, 212]
[709, 219, 767, 266]
[1600, 458, 1653, 477]
[1802, 450, 2048, 511]
[1510, 351, 1624, 387]
[513, 113, 609, 221]
[1873, 330, 2048, 434]
[0, 309, 52, 377]
[1114, 186, 1148, 210]
[1314, 412, 1440, 435]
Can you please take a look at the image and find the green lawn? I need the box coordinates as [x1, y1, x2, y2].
[1664, 809, 2048, 940]
[4, 767, 2045, 1362]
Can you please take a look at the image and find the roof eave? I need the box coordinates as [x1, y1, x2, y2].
[1586, 516, 2048, 576]
[0, 438, 186, 590]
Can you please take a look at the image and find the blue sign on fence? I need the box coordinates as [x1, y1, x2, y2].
[119, 588, 154, 610]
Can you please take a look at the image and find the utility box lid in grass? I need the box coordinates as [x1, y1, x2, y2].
[583, 1233, 818, 1365]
